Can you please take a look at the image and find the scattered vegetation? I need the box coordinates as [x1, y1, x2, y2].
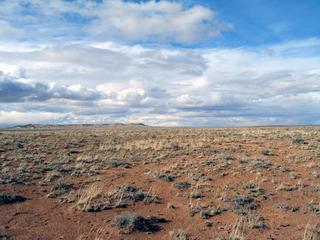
[0, 125, 319, 239]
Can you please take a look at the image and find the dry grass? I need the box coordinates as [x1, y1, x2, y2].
[74, 184, 103, 211]
[229, 217, 244, 240]
[303, 223, 320, 240]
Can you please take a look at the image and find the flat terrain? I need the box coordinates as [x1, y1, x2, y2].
[0, 125, 319, 240]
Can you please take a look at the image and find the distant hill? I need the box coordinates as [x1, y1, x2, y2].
[9, 123, 147, 129]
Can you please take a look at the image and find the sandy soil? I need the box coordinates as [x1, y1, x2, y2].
[0, 125, 319, 240]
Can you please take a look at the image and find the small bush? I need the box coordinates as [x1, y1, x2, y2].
[110, 184, 162, 204]
[111, 212, 167, 234]
[261, 149, 273, 156]
[292, 136, 305, 144]
[47, 180, 72, 198]
[232, 195, 258, 215]
[174, 182, 191, 190]
[155, 172, 175, 182]
[0, 193, 26, 205]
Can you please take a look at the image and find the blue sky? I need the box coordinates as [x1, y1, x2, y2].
[206, 0, 320, 47]
[0, 0, 320, 127]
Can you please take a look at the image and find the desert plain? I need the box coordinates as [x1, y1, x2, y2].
[0, 125, 319, 240]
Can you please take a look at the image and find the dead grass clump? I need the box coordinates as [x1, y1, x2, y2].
[106, 184, 162, 208]
[169, 229, 194, 240]
[74, 184, 103, 212]
[76, 226, 111, 240]
[228, 217, 244, 240]
[303, 223, 320, 240]
[276, 184, 298, 192]
[246, 210, 266, 229]
[189, 205, 222, 219]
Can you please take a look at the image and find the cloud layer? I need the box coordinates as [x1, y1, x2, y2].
[1, 38, 320, 127]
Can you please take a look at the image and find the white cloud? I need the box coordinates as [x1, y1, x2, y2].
[0, 111, 65, 126]
[0, 72, 103, 102]
[0, 0, 231, 45]
[117, 88, 146, 106]
[0, 37, 320, 126]
[90, 0, 231, 44]
[176, 94, 203, 106]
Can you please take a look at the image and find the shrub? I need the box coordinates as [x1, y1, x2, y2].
[0, 193, 26, 205]
[174, 182, 191, 190]
[111, 212, 167, 234]
[47, 180, 72, 198]
[232, 196, 258, 215]
[292, 136, 305, 144]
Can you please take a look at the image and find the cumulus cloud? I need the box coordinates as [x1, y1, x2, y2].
[89, 0, 231, 44]
[0, 43, 208, 88]
[0, 0, 231, 44]
[0, 72, 103, 102]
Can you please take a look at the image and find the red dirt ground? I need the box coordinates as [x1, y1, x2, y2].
[0, 125, 319, 240]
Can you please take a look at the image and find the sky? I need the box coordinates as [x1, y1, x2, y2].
[0, 0, 320, 127]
